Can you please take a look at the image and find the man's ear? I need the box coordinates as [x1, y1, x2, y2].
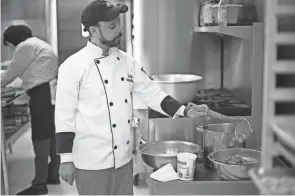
[88, 26, 97, 36]
[88, 26, 94, 35]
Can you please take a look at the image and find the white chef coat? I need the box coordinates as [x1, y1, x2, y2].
[55, 41, 185, 170]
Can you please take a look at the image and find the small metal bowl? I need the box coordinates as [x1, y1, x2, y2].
[138, 140, 200, 170]
[208, 148, 261, 180]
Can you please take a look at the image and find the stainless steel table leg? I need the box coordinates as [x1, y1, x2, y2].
[8, 143, 12, 154]
[1, 115, 9, 195]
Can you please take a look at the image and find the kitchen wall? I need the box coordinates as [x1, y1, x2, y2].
[133, 0, 265, 89]
[133, 0, 222, 89]
[1, 0, 48, 62]
[133, 0, 160, 76]
[55, 0, 90, 64]
[223, 37, 253, 104]
[56, 0, 131, 64]
[233, 0, 265, 22]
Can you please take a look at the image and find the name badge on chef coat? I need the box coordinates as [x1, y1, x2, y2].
[127, 74, 134, 83]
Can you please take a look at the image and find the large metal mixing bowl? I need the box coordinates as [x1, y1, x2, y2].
[208, 148, 261, 180]
[138, 140, 200, 170]
[151, 74, 203, 104]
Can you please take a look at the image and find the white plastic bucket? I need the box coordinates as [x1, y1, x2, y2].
[177, 153, 197, 181]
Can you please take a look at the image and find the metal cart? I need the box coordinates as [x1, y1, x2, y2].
[249, 0, 295, 194]
[1, 91, 30, 195]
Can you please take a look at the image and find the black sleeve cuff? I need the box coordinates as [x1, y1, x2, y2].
[56, 132, 75, 154]
[160, 95, 182, 117]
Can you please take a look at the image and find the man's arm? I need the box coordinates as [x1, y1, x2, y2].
[55, 60, 80, 163]
[132, 61, 185, 118]
[1, 44, 36, 88]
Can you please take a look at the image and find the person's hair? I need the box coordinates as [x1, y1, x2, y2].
[3, 25, 33, 46]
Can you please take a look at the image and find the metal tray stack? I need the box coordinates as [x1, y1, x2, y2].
[249, 168, 295, 195]
[251, 0, 295, 195]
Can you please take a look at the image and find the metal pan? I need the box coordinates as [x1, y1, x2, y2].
[138, 140, 201, 170]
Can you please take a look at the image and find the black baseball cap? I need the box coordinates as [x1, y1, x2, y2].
[81, 0, 128, 32]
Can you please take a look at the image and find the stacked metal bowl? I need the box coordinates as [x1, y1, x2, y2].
[208, 148, 261, 180]
[137, 140, 201, 170]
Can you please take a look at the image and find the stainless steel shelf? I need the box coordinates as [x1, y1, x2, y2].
[194, 26, 253, 40]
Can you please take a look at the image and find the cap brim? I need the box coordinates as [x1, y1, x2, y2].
[101, 5, 128, 21]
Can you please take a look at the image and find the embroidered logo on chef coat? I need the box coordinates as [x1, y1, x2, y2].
[126, 74, 134, 83]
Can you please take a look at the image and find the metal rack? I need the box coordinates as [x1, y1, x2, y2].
[260, 0, 295, 170]
[194, 25, 253, 40]
[1, 92, 30, 195]
[249, 0, 295, 194]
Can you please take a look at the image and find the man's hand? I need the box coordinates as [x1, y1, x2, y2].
[59, 162, 75, 185]
[185, 103, 209, 118]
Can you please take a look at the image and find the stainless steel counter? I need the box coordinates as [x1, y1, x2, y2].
[1, 91, 29, 195]
[132, 108, 258, 186]
[147, 158, 287, 195]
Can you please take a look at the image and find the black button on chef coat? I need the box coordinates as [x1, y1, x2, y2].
[114, 145, 118, 150]
[96, 60, 100, 64]
[104, 80, 108, 84]
[121, 77, 124, 81]
[109, 102, 113, 106]
[112, 124, 116, 128]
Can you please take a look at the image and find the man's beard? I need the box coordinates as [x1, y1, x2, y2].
[100, 34, 122, 48]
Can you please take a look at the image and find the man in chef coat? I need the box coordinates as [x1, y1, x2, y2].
[55, 0, 208, 195]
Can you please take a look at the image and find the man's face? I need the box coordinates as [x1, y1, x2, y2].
[6, 42, 15, 51]
[95, 16, 122, 47]
[5, 42, 15, 59]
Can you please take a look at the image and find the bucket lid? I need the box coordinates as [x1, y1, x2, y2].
[177, 153, 197, 160]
